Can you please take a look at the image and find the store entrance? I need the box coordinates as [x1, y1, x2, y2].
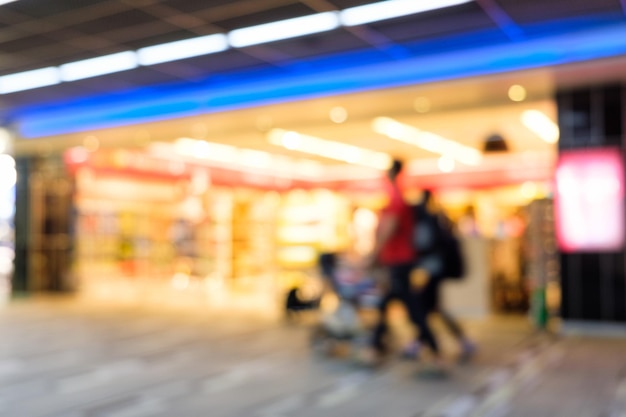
[59, 139, 560, 321]
[436, 183, 558, 318]
[62, 146, 356, 313]
[13, 155, 74, 295]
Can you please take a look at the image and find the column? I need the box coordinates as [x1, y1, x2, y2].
[556, 84, 626, 324]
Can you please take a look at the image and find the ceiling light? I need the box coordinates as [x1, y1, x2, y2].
[282, 131, 302, 150]
[508, 84, 527, 102]
[60, 51, 138, 82]
[175, 138, 238, 163]
[137, 34, 228, 66]
[267, 128, 391, 170]
[372, 117, 482, 165]
[0, 67, 60, 94]
[330, 106, 348, 123]
[239, 149, 274, 169]
[521, 110, 559, 144]
[0, 0, 18, 5]
[0, 0, 470, 92]
[438, 155, 455, 173]
[228, 12, 340, 48]
[340, 0, 473, 26]
[155, 138, 326, 178]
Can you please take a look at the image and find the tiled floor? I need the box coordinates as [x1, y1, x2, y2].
[0, 296, 624, 417]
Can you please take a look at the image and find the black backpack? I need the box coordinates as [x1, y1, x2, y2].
[412, 205, 465, 280]
[438, 218, 465, 279]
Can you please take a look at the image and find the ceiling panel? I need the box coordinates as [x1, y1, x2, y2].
[99, 21, 188, 46]
[330, 0, 378, 7]
[106, 29, 201, 51]
[497, 0, 624, 24]
[0, 33, 53, 53]
[372, 3, 496, 43]
[67, 9, 159, 35]
[162, 0, 236, 14]
[259, 29, 370, 59]
[165, 49, 267, 75]
[0, 0, 623, 118]
[212, 3, 317, 31]
[3, 0, 114, 19]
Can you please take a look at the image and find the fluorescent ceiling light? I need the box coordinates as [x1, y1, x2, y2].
[170, 138, 326, 178]
[137, 34, 229, 66]
[228, 12, 340, 48]
[267, 128, 391, 170]
[0, 1, 472, 91]
[438, 155, 455, 173]
[340, 0, 473, 26]
[0, 67, 61, 94]
[60, 51, 138, 82]
[372, 117, 482, 166]
[175, 138, 238, 163]
[521, 110, 559, 144]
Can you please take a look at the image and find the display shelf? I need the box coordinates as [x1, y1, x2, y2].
[71, 163, 350, 301]
[72, 172, 235, 284]
[274, 189, 351, 273]
[230, 190, 278, 279]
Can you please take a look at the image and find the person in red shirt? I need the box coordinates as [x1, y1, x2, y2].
[365, 159, 440, 365]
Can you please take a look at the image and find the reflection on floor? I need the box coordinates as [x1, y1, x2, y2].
[0, 297, 624, 417]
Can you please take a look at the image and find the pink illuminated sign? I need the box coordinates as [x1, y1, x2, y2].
[555, 148, 624, 253]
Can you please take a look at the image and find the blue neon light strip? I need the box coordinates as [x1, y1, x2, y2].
[15, 18, 626, 139]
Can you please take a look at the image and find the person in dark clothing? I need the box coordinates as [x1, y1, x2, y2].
[363, 160, 441, 366]
[403, 189, 476, 363]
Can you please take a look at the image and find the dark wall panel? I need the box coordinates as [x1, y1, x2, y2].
[12, 157, 30, 295]
[557, 83, 626, 323]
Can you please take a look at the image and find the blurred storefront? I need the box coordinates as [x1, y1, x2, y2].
[25, 144, 361, 309]
[10, 91, 560, 319]
[8, 63, 625, 328]
[1, 0, 626, 335]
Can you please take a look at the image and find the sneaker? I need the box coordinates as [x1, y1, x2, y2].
[400, 342, 421, 361]
[355, 348, 386, 369]
[458, 341, 477, 364]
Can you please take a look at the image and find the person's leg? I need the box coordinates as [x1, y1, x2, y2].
[401, 268, 431, 359]
[399, 264, 440, 357]
[439, 308, 464, 340]
[429, 276, 477, 362]
[436, 308, 477, 361]
[410, 293, 440, 356]
[371, 290, 393, 354]
[370, 265, 404, 355]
